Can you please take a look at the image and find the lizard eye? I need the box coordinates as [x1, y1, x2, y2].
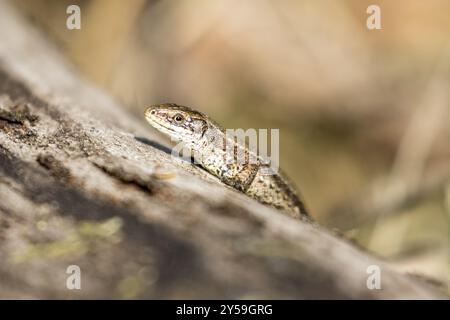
[173, 114, 185, 124]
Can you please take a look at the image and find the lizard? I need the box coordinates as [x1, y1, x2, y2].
[144, 103, 309, 219]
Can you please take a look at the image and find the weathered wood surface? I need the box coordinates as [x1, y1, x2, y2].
[0, 1, 447, 299]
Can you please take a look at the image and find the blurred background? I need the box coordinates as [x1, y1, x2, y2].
[13, 0, 450, 287]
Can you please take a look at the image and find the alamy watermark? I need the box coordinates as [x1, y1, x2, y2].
[367, 5, 382, 30]
[366, 265, 381, 290]
[171, 128, 280, 175]
[66, 5, 81, 30]
[66, 265, 81, 290]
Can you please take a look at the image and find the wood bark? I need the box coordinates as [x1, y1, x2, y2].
[0, 1, 446, 299]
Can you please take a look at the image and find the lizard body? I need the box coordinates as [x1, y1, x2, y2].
[144, 103, 308, 219]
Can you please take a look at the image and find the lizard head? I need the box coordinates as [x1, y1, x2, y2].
[144, 103, 209, 146]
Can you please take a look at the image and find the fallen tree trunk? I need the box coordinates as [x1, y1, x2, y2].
[0, 1, 446, 299]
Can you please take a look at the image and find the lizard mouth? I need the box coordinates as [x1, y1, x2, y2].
[146, 117, 187, 139]
[148, 119, 175, 133]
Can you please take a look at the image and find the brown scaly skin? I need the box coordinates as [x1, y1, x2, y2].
[144, 103, 309, 219]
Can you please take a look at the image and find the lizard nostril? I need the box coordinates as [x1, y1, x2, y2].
[150, 110, 156, 115]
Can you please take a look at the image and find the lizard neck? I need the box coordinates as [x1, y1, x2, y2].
[191, 126, 260, 191]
